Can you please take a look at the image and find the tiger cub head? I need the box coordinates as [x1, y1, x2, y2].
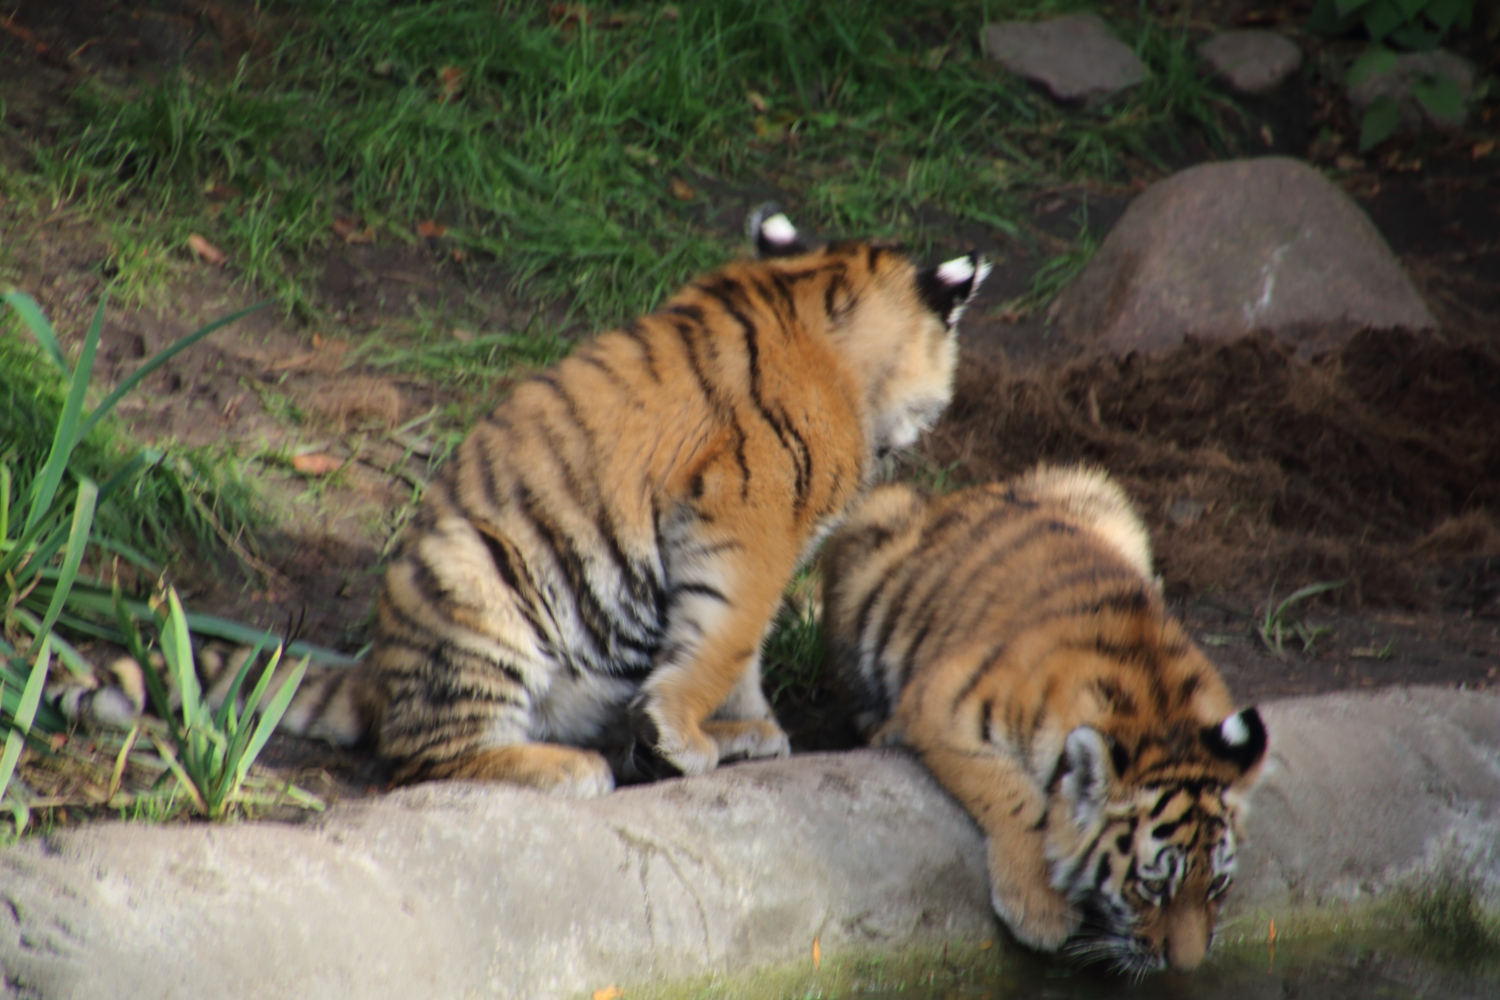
[748, 204, 989, 459]
[1048, 708, 1268, 974]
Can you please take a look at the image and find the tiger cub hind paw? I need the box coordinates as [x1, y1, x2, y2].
[403, 743, 616, 798]
[991, 882, 1077, 952]
[702, 718, 791, 764]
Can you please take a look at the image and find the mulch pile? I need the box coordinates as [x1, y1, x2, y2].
[925, 328, 1500, 611]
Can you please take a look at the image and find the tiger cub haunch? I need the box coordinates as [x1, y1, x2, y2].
[819, 466, 1267, 973]
[362, 208, 989, 796]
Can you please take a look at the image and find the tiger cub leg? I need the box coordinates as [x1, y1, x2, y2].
[918, 742, 1077, 949]
[400, 743, 614, 799]
[632, 560, 792, 777]
[703, 653, 791, 762]
[375, 516, 615, 798]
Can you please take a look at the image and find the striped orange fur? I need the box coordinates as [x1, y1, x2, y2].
[306, 208, 991, 795]
[820, 465, 1266, 973]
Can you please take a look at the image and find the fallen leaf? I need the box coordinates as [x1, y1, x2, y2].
[1259, 123, 1274, 147]
[450, 247, 467, 263]
[438, 65, 464, 103]
[1474, 140, 1495, 159]
[49, 732, 68, 751]
[204, 181, 241, 200]
[668, 177, 696, 201]
[291, 452, 343, 476]
[332, 216, 374, 244]
[187, 233, 227, 265]
[0, 13, 49, 57]
[746, 89, 770, 113]
[979, 938, 993, 950]
[590, 986, 623, 1000]
[812, 936, 821, 970]
[1334, 154, 1363, 171]
[452, 327, 475, 342]
[416, 219, 446, 238]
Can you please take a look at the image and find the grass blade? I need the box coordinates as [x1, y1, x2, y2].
[0, 636, 53, 811]
[25, 298, 104, 533]
[235, 654, 308, 786]
[0, 291, 69, 374]
[211, 633, 274, 734]
[34, 478, 98, 641]
[74, 300, 270, 443]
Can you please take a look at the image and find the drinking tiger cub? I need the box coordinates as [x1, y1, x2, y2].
[283, 207, 988, 795]
[819, 465, 1267, 973]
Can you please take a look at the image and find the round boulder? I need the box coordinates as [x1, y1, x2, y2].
[1051, 157, 1436, 357]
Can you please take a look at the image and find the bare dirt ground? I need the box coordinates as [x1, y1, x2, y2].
[2, 1, 1498, 800]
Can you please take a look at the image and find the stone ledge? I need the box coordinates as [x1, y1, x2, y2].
[2, 686, 1497, 1000]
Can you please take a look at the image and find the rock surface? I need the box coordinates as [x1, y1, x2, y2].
[1347, 49, 1476, 133]
[982, 14, 1146, 104]
[3, 687, 1498, 1000]
[1198, 30, 1302, 94]
[1051, 156, 1437, 357]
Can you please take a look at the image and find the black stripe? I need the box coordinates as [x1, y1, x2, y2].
[702, 278, 813, 512]
[668, 580, 729, 606]
[619, 321, 661, 383]
[950, 640, 1009, 712]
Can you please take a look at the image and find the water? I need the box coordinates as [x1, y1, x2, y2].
[837, 933, 1500, 1000]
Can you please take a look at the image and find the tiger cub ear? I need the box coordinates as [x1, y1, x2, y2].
[1201, 707, 1268, 774]
[748, 202, 808, 258]
[916, 252, 991, 328]
[1058, 726, 1116, 831]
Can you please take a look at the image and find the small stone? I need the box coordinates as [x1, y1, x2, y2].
[1198, 30, 1303, 95]
[1347, 49, 1475, 133]
[982, 14, 1147, 104]
[1167, 498, 1208, 527]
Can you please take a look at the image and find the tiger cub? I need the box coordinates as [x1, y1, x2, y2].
[819, 466, 1266, 973]
[334, 207, 989, 795]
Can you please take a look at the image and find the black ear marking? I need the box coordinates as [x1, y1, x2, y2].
[747, 202, 808, 258]
[916, 252, 991, 328]
[1201, 707, 1267, 772]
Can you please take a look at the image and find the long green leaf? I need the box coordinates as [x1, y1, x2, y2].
[30, 580, 358, 666]
[74, 300, 270, 443]
[34, 478, 98, 642]
[236, 654, 308, 786]
[211, 632, 274, 734]
[0, 290, 69, 373]
[0, 636, 52, 809]
[223, 643, 284, 779]
[25, 298, 105, 533]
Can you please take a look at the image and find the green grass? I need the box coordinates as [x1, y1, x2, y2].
[26, 0, 1242, 326]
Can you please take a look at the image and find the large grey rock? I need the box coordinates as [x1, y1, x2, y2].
[1198, 30, 1303, 94]
[2, 687, 1498, 1000]
[1347, 49, 1476, 133]
[982, 14, 1147, 104]
[1052, 157, 1437, 357]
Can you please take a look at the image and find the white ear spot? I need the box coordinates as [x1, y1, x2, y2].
[936, 255, 975, 284]
[1221, 712, 1250, 746]
[760, 213, 799, 246]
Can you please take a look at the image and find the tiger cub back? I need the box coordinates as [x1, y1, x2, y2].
[820, 465, 1266, 973]
[353, 207, 988, 795]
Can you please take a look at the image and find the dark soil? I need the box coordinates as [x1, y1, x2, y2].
[3, 1, 1499, 803]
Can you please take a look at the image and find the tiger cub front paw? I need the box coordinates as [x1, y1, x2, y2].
[703, 718, 791, 763]
[628, 694, 720, 777]
[990, 877, 1077, 952]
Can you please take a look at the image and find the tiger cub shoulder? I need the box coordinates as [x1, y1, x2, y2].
[820, 465, 1266, 974]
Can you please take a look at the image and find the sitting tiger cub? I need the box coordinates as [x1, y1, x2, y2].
[315, 207, 988, 795]
[819, 465, 1267, 973]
